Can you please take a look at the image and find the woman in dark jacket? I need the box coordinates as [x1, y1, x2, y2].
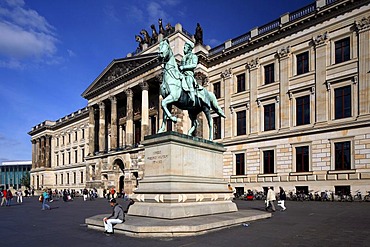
[278, 187, 287, 211]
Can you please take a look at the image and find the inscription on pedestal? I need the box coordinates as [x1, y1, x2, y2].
[147, 150, 169, 164]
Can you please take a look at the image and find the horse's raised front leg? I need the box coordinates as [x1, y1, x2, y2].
[204, 109, 213, 141]
[161, 95, 177, 123]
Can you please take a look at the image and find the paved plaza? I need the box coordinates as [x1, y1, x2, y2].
[1, 196, 369, 247]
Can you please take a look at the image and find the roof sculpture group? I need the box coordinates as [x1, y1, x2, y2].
[135, 19, 203, 53]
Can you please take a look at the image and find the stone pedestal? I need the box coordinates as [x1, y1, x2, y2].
[128, 132, 237, 219]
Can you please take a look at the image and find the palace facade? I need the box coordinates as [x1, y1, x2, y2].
[29, 0, 370, 197]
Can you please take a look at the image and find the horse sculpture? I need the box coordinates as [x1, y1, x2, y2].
[135, 35, 144, 51]
[157, 39, 225, 141]
[140, 29, 151, 45]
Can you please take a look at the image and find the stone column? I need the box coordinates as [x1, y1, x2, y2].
[36, 138, 40, 168]
[40, 136, 45, 168]
[45, 135, 51, 168]
[313, 32, 329, 124]
[140, 81, 149, 141]
[88, 105, 96, 155]
[277, 47, 291, 129]
[355, 17, 370, 116]
[99, 102, 106, 153]
[110, 96, 118, 151]
[31, 140, 36, 169]
[119, 125, 123, 148]
[125, 89, 134, 146]
[158, 95, 163, 132]
[246, 58, 259, 134]
[221, 68, 233, 139]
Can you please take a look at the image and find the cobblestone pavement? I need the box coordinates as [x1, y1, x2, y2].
[1, 196, 369, 247]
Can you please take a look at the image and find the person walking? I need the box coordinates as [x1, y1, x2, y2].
[266, 187, 276, 212]
[16, 190, 23, 204]
[1, 189, 6, 206]
[278, 186, 287, 211]
[103, 198, 125, 235]
[41, 189, 50, 210]
[6, 189, 13, 206]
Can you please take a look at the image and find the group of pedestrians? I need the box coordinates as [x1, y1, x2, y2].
[1, 189, 26, 207]
[265, 186, 287, 212]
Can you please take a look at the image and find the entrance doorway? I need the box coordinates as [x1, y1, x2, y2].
[119, 175, 124, 196]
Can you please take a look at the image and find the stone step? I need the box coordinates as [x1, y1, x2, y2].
[85, 210, 271, 237]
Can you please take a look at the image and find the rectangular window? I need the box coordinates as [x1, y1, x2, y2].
[264, 63, 274, 84]
[82, 129, 85, 139]
[68, 133, 71, 143]
[296, 95, 310, 125]
[81, 148, 85, 161]
[166, 120, 172, 132]
[75, 150, 78, 163]
[214, 82, 221, 99]
[67, 173, 69, 184]
[335, 37, 350, 64]
[236, 110, 246, 136]
[213, 116, 221, 139]
[335, 86, 351, 119]
[73, 172, 76, 184]
[235, 153, 245, 175]
[134, 120, 141, 145]
[57, 138, 59, 147]
[237, 74, 246, 93]
[75, 132, 78, 141]
[55, 174, 57, 185]
[80, 171, 84, 183]
[264, 103, 275, 131]
[61, 174, 63, 185]
[297, 51, 309, 75]
[62, 153, 65, 165]
[68, 152, 71, 164]
[296, 146, 309, 172]
[56, 155, 59, 166]
[263, 150, 274, 174]
[151, 116, 156, 135]
[335, 141, 351, 170]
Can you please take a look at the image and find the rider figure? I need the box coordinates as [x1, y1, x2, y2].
[179, 41, 198, 106]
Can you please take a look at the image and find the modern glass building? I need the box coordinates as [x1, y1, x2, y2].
[0, 161, 32, 190]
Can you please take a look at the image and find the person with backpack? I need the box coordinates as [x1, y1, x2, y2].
[103, 198, 124, 235]
[6, 189, 13, 206]
[41, 189, 50, 210]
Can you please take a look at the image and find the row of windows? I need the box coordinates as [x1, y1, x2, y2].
[56, 129, 86, 147]
[55, 171, 84, 185]
[213, 37, 351, 98]
[213, 84, 352, 139]
[56, 148, 85, 166]
[234, 141, 351, 176]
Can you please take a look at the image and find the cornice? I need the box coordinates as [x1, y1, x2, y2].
[207, 0, 369, 67]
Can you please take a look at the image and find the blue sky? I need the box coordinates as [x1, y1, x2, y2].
[0, 0, 313, 163]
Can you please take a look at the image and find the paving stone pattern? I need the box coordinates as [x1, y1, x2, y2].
[1, 197, 369, 247]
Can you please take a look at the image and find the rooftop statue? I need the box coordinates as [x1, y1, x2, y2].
[195, 23, 203, 45]
[158, 18, 166, 35]
[150, 24, 158, 45]
[140, 29, 151, 45]
[157, 39, 225, 141]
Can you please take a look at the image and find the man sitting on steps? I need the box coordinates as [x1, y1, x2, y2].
[103, 198, 125, 235]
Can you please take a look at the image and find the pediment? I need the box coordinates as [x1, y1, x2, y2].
[82, 53, 159, 99]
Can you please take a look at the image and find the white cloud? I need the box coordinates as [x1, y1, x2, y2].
[0, 0, 58, 68]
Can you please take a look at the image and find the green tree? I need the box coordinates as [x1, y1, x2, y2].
[20, 173, 30, 189]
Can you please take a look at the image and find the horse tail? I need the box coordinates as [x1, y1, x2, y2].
[208, 91, 226, 118]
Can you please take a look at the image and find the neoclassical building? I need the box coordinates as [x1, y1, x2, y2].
[29, 0, 370, 197]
